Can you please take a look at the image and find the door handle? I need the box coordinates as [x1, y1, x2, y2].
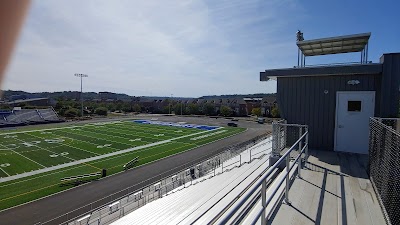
[338, 125, 344, 128]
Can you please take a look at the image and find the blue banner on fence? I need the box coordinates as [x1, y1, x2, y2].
[133, 120, 219, 130]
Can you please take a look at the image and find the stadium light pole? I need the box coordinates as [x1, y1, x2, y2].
[74, 73, 88, 117]
[169, 94, 173, 115]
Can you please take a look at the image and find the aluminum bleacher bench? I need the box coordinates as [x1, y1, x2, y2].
[60, 172, 101, 182]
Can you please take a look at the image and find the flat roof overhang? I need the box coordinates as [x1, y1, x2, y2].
[260, 63, 382, 81]
[297, 33, 371, 56]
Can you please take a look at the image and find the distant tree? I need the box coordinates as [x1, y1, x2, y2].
[55, 101, 64, 110]
[271, 106, 280, 118]
[162, 105, 171, 114]
[251, 107, 262, 117]
[115, 102, 123, 111]
[95, 107, 108, 116]
[187, 103, 199, 115]
[64, 108, 79, 117]
[203, 103, 216, 116]
[106, 103, 116, 112]
[121, 102, 132, 113]
[0, 105, 11, 110]
[173, 103, 180, 115]
[133, 104, 141, 113]
[220, 105, 232, 117]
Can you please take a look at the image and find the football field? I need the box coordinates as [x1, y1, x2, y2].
[0, 120, 245, 210]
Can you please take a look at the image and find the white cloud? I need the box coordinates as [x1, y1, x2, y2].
[3, 0, 304, 97]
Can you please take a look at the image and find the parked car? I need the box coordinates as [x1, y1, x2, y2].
[227, 122, 238, 127]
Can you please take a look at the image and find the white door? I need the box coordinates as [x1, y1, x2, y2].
[335, 91, 375, 154]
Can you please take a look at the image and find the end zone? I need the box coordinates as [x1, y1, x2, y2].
[133, 120, 219, 131]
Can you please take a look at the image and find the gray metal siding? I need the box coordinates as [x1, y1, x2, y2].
[277, 74, 381, 150]
[380, 53, 400, 117]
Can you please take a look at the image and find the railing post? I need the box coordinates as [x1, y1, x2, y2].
[261, 179, 267, 224]
[284, 153, 291, 205]
[214, 164, 216, 176]
[298, 127, 303, 178]
[305, 126, 309, 160]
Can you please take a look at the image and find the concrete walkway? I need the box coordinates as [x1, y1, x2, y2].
[269, 150, 386, 225]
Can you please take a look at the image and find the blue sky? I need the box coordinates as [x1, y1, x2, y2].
[3, 0, 399, 97]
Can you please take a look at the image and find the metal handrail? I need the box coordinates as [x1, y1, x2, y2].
[218, 130, 308, 224]
[250, 143, 308, 225]
[294, 61, 376, 68]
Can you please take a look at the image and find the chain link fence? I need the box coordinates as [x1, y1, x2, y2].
[369, 118, 400, 225]
[37, 132, 272, 225]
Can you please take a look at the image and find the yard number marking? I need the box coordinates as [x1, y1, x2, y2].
[49, 152, 69, 158]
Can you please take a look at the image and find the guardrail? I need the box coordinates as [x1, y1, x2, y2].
[218, 124, 308, 224]
[294, 61, 375, 68]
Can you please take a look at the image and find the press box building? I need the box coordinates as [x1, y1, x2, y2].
[260, 32, 400, 153]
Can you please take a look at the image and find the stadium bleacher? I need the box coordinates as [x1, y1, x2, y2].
[0, 108, 62, 127]
[110, 144, 273, 225]
[68, 138, 273, 225]
[38, 108, 61, 121]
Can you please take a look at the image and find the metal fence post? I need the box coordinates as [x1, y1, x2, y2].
[305, 126, 309, 160]
[261, 179, 267, 224]
[298, 127, 303, 178]
[284, 154, 291, 205]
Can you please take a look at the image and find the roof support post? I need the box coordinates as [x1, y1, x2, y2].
[297, 48, 300, 67]
[361, 49, 363, 63]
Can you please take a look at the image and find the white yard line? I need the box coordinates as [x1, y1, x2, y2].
[0, 128, 221, 183]
[25, 133, 102, 156]
[57, 129, 133, 148]
[85, 125, 162, 142]
[0, 168, 10, 177]
[0, 143, 46, 168]
[8, 136, 79, 164]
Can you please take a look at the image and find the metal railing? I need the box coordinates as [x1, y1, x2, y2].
[369, 118, 400, 225]
[272, 120, 308, 158]
[218, 124, 308, 224]
[36, 133, 272, 225]
[294, 61, 375, 68]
